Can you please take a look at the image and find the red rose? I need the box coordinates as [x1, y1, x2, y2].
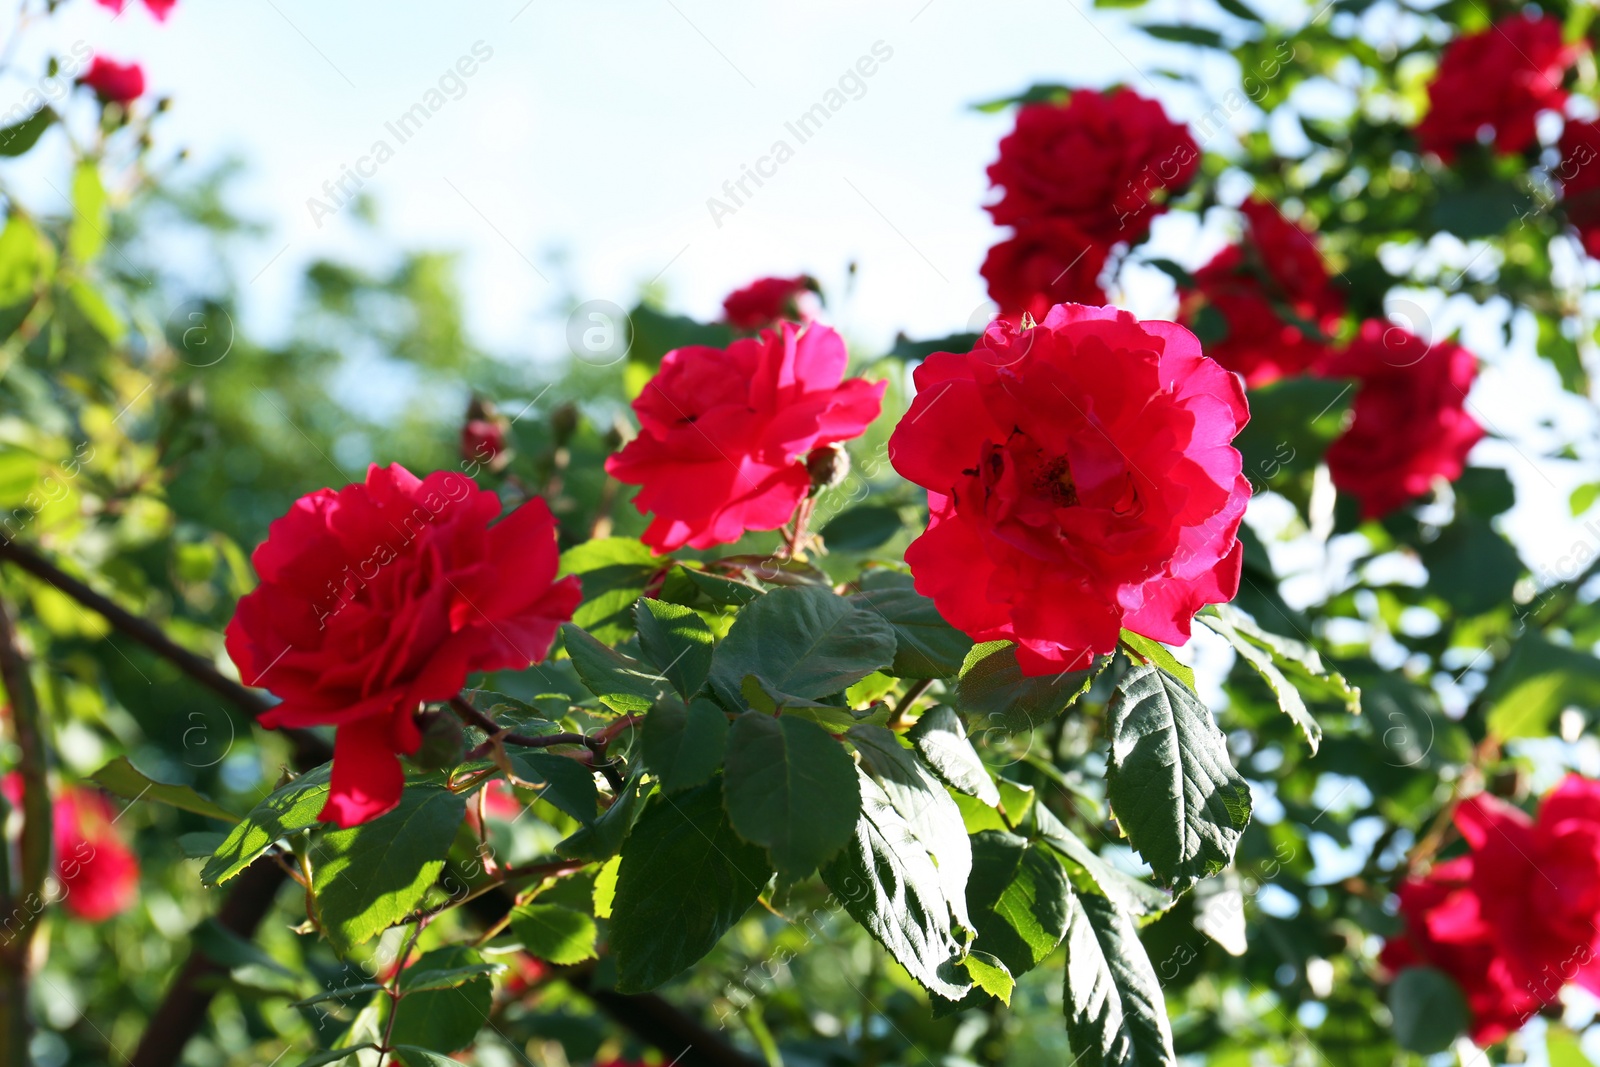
[461, 418, 507, 466]
[1558, 121, 1600, 258]
[986, 89, 1199, 244]
[1379, 856, 1544, 1045]
[888, 303, 1249, 676]
[1179, 199, 1344, 386]
[722, 275, 817, 332]
[225, 464, 581, 827]
[981, 218, 1109, 323]
[1316, 321, 1483, 519]
[503, 953, 550, 997]
[1381, 776, 1600, 1043]
[2, 775, 139, 922]
[1414, 14, 1581, 162]
[79, 56, 145, 104]
[605, 323, 884, 552]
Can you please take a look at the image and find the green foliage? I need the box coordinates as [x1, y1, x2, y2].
[724, 712, 861, 881]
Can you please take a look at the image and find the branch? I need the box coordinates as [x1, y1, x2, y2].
[0, 592, 47, 1065]
[0, 538, 330, 766]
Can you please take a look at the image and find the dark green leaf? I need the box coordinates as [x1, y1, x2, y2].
[641, 696, 729, 793]
[1213, 0, 1261, 19]
[1104, 664, 1252, 890]
[204, 765, 331, 886]
[400, 962, 506, 993]
[820, 505, 904, 552]
[635, 598, 715, 699]
[315, 780, 466, 953]
[908, 704, 1000, 806]
[849, 571, 973, 679]
[967, 831, 1071, 979]
[295, 1047, 373, 1067]
[507, 751, 599, 825]
[952, 641, 1099, 734]
[885, 330, 983, 358]
[821, 769, 971, 1000]
[0, 107, 55, 158]
[90, 755, 239, 824]
[1062, 890, 1177, 1067]
[388, 947, 490, 1053]
[725, 712, 861, 881]
[509, 902, 598, 965]
[1029, 805, 1171, 918]
[709, 585, 896, 707]
[610, 780, 773, 992]
[561, 623, 673, 713]
[557, 769, 650, 859]
[1139, 23, 1226, 47]
[560, 537, 661, 644]
[1388, 966, 1468, 1054]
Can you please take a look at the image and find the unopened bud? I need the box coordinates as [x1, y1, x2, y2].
[806, 444, 850, 494]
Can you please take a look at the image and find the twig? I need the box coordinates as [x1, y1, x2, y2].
[886, 678, 934, 730]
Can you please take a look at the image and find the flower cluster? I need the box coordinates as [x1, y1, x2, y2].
[981, 88, 1198, 320]
[1382, 776, 1600, 1044]
[722, 275, 818, 332]
[1178, 198, 1344, 387]
[81, 0, 179, 104]
[224, 464, 580, 826]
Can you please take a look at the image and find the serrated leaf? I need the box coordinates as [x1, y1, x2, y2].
[963, 950, 1015, 1005]
[681, 566, 764, 606]
[1119, 632, 1195, 691]
[953, 642, 1100, 734]
[709, 585, 896, 707]
[725, 712, 860, 881]
[1032, 796, 1173, 918]
[848, 572, 973, 678]
[1202, 603, 1357, 739]
[635, 598, 715, 699]
[506, 751, 599, 825]
[908, 704, 1000, 806]
[849, 723, 973, 934]
[509, 903, 598, 965]
[203, 765, 331, 886]
[641, 696, 728, 793]
[90, 755, 240, 824]
[967, 831, 1071, 979]
[290, 983, 383, 1008]
[314, 781, 466, 954]
[388, 947, 491, 1053]
[559, 537, 661, 644]
[1062, 889, 1177, 1067]
[557, 768, 650, 860]
[561, 623, 673, 713]
[821, 769, 970, 1000]
[1105, 664, 1252, 890]
[610, 780, 772, 992]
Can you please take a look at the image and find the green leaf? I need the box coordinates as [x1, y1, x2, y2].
[821, 769, 970, 1000]
[1388, 966, 1467, 1054]
[290, 983, 383, 1008]
[681, 566, 764, 606]
[885, 330, 983, 358]
[1104, 664, 1252, 890]
[314, 779, 466, 954]
[90, 755, 240, 824]
[1570, 481, 1600, 517]
[635, 598, 714, 699]
[400, 961, 506, 993]
[65, 278, 124, 344]
[69, 160, 108, 265]
[0, 107, 55, 157]
[561, 623, 672, 713]
[1419, 515, 1522, 618]
[1196, 610, 1326, 753]
[1429, 177, 1522, 239]
[1212, 0, 1262, 19]
[509, 902, 599, 965]
[709, 585, 896, 707]
[178, 831, 228, 859]
[1139, 23, 1226, 47]
[557, 768, 650, 860]
[724, 712, 861, 881]
[820, 505, 904, 552]
[1062, 889, 1177, 1067]
[908, 704, 1000, 806]
[610, 780, 773, 992]
[849, 571, 973, 679]
[849, 723, 973, 933]
[641, 696, 729, 793]
[388, 947, 491, 1053]
[962, 950, 1015, 1006]
[559, 537, 661, 644]
[507, 751, 599, 824]
[1205, 604, 1358, 721]
[1119, 632, 1195, 691]
[1485, 633, 1600, 739]
[394, 1048, 467, 1067]
[952, 641, 1099, 734]
[0, 214, 54, 317]
[967, 831, 1071, 979]
[203, 765, 331, 886]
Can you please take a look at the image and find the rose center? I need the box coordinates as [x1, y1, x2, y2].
[1034, 454, 1079, 508]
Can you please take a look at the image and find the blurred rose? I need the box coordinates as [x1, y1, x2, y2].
[2, 774, 139, 922]
[79, 56, 145, 104]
